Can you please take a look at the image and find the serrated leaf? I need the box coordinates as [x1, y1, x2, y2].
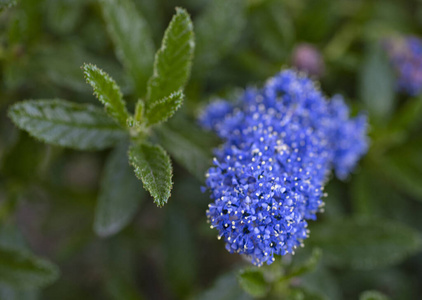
[100, 0, 155, 95]
[94, 144, 144, 237]
[309, 217, 422, 270]
[83, 63, 129, 127]
[129, 143, 172, 206]
[194, 0, 245, 75]
[146, 7, 194, 105]
[134, 99, 145, 124]
[155, 118, 216, 180]
[237, 268, 268, 298]
[8, 99, 126, 150]
[145, 91, 184, 126]
[359, 43, 395, 122]
[0, 246, 59, 289]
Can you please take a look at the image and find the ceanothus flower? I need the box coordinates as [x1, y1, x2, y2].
[200, 70, 368, 266]
[384, 36, 422, 96]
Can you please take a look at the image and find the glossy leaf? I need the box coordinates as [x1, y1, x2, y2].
[146, 7, 194, 105]
[145, 91, 183, 126]
[129, 142, 172, 206]
[0, 246, 59, 289]
[100, 0, 155, 95]
[8, 99, 126, 150]
[309, 217, 422, 270]
[83, 63, 129, 127]
[94, 144, 144, 237]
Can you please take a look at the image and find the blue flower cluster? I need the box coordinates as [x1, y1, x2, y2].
[199, 70, 368, 266]
[385, 36, 422, 96]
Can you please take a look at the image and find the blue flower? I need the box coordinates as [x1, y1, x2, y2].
[200, 70, 368, 266]
[385, 36, 422, 96]
[199, 100, 234, 131]
[328, 96, 368, 179]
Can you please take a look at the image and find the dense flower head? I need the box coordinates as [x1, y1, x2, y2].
[384, 36, 422, 96]
[200, 70, 368, 266]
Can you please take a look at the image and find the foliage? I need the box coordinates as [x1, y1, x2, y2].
[1, 0, 422, 299]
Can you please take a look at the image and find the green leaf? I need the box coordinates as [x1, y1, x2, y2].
[129, 142, 172, 207]
[8, 99, 126, 150]
[45, 0, 84, 35]
[283, 248, 322, 280]
[0, 246, 59, 289]
[155, 118, 216, 180]
[359, 290, 389, 300]
[249, 1, 294, 62]
[164, 206, 197, 297]
[105, 272, 145, 300]
[145, 91, 184, 126]
[359, 43, 395, 122]
[0, 0, 16, 11]
[194, 0, 245, 75]
[301, 266, 341, 300]
[309, 217, 422, 270]
[377, 138, 422, 201]
[100, 0, 155, 95]
[286, 288, 326, 300]
[1, 131, 44, 182]
[94, 144, 144, 237]
[134, 99, 145, 124]
[146, 7, 194, 105]
[389, 96, 422, 134]
[83, 63, 129, 127]
[195, 272, 252, 300]
[237, 268, 268, 298]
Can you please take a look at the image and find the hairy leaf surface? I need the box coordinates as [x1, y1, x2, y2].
[146, 7, 194, 105]
[145, 91, 184, 126]
[8, 99, 126, 150]
[83, 63, 129, 126]
[129, 142, 172, 206]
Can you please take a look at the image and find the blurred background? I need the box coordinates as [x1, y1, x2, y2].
[1, 0, 422, 299]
